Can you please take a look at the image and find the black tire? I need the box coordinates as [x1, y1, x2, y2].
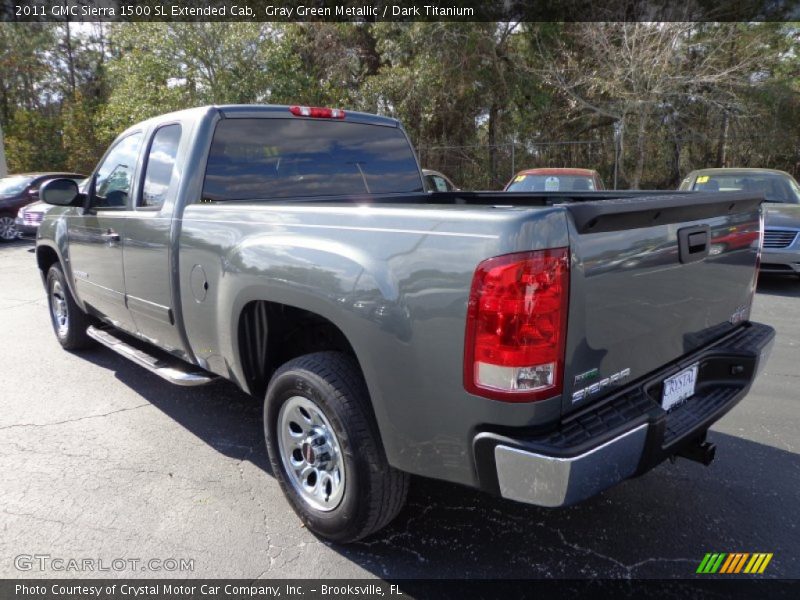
[46, 263, 94, 350]
[264, 351, 409, 543]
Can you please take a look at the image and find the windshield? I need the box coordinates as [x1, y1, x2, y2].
[202, 118, 423, 201]
[691, 173, 800, 204]
[0, 176, 33, 196]
[506, 174, 595, 192]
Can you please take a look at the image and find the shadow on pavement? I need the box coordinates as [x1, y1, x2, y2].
[0, 238, 35, 253]
[756, 274, 800, 298]
[346, 430, 798, 578]
[75, 347, 799, 579]
[78, 348, 272, 474]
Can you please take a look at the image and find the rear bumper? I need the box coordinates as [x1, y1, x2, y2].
[473, 322, 775, 508]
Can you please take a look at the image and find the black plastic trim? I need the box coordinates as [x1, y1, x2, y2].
[564, 191, 763, 234]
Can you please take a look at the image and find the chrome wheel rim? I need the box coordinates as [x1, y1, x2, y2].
[0, 217, 17, 241]
[49, 279, 69, 338]
[277, 395, 345, 512]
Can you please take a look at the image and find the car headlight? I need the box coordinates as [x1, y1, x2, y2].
[17, 206, 26, 218]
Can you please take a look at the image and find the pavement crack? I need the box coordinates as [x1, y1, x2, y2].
[2, 509, 76, 528]
[555, 530, 628, 572]
[555, 530, 695, 577]
[354, 504, 432, 564]
[0, 403, 151, 431]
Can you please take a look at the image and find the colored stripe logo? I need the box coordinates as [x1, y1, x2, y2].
[697, 553, 773, 574]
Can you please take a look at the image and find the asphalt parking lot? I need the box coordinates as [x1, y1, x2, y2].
[0, 238, 797, 580]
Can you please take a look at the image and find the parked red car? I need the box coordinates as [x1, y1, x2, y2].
[504, 168, 605, 192]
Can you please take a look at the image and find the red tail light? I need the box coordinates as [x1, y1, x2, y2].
[289, 105, 346, 119]
[464, 248, 570, 402]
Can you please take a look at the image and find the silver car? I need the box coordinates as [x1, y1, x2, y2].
[680, 168, 800, 277]
[422, 168, 459, 192]
[16, 201, 55, 238]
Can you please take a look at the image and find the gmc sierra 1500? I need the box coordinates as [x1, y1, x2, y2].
[36, 105, 774, 542]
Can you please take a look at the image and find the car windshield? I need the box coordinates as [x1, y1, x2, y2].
[507, 174, 595, 192]
[0, 176, 33, 196]
[691, 173, 800, 204]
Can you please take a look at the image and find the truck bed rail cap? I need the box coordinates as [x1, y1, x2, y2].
[564, 191, 763, 234]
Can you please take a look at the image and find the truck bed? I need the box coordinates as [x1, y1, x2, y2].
[178, 189, 762, 484]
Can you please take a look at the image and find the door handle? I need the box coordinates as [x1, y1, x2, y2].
[101, 229, 120, 242]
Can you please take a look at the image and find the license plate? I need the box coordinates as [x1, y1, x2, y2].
[662, 363, 699, 411]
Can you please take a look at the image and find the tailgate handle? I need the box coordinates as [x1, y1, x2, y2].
[688, 232, 707, 251]
[678, 225, 710, 264]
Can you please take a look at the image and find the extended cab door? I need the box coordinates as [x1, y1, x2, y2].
[121, 123, 186, 355]
[67, 132, 143, 332]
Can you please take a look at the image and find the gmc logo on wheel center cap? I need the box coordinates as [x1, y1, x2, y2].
[302, 443, 315, 464]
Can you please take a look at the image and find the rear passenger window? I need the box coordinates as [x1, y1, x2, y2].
[141, 124, 182, 208]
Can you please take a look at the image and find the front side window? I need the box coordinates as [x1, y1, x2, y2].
[141, 124, 182, 209]
[94, 132, 143, 209]
[202, 118, 423, 201]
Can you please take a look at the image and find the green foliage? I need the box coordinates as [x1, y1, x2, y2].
[4, 109, 66, 173]
[0, 22, 799, 188]
[62, 94, 107, 174]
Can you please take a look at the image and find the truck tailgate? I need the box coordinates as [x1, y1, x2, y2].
[561, 192, 762, 415]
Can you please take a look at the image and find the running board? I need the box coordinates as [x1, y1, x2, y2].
[87, 325, 217, 386]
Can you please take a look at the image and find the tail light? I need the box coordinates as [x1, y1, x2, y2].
[464, 248, 570, 402]
[289, 105, 346, 119]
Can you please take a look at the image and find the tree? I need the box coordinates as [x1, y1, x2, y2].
[531, 23, 769, 188]
[99, 23, 280, 136]
[1, 21, 798, 186]
[3, 109, 66, 172]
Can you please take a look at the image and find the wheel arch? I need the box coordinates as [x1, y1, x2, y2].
[36, 242, 87, 313]
[235, 299, 361, 401]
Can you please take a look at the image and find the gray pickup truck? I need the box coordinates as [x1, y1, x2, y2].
[36, 105, 774, 542]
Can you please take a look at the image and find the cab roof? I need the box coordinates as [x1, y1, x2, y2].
[124, 104, 401, 134]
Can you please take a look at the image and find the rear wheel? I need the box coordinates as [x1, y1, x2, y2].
[264, 351, 409, 542]
[0, 216, 18, 241]
[46, 264, 94, 350]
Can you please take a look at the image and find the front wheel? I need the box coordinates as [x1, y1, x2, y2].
[264, 352, 409, 542]
[46, 264, 94, 350]
[0, 216, 18, 241]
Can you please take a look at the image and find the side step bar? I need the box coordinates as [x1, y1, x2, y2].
[87, 325, 217, 387]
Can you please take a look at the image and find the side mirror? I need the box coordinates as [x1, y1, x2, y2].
[40, 178, 81, 206]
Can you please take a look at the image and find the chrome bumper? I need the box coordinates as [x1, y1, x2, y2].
[494, 424, 648, 508]
[480, 322, 775, 508]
